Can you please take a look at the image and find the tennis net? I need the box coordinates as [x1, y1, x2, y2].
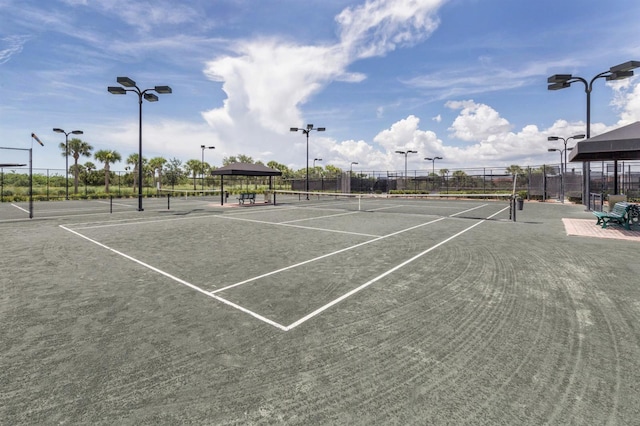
[272, 190, 515, 220]
[157, 188, 221, 202]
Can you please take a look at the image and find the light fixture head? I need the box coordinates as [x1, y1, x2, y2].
[117, 76, 136, 87]
[395, 150, 405, 154]
[548, 148, 559, 152]
[154, 85, 172, 94]
[547, 136, 559, 141]
[143, 93, 159, 102]
[53, 128, 64, 133]
[317, 127, 326, 132]
[606, 70, 634, 81]
[567, 147, 574, 151]
[548, 82, 571, 91]
[71, 130, 83, 135]
[306, 124, 314, 130]
[108, 86, 127, 94]
[547, 74, 572, 84]
[290, 127, 299, 132]
[571, 134, 585, 140]
[610, 60, 640, 73]
[408, 150, 417, 154]
[435, 156, 443, 160]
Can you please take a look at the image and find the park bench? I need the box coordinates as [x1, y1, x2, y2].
[238, 193, 256, 205]
[593, 202, 632, 230]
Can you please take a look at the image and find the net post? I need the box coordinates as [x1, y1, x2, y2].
[110, 195, 113, 214]
[167, 193, 170, 210]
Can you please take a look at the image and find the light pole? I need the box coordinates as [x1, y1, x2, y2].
[547, 60, 639, 206]
[201, 145, 215, 190]
[547, 134, 585, 176]
[85, 165, 93, 196]
[313, 158, 322, 168]
[108, 76, 172, 211]
[290, 124, 325, 199]
[425, 156, 443, 191]
[548, 148, 569, 202]
[53, 128, 83, 200]
[350, 161, 358, 175]
[395, 150, 417, 189]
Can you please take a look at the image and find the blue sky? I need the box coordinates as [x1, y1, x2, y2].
[2, 0, 640, 173]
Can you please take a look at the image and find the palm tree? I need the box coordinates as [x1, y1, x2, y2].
[148, 157, 167, 190]
[185, 159, 202, 190]
[66, 138, 93, 194]
[94, 150, 122, 193]
[126, 153, 141, 193]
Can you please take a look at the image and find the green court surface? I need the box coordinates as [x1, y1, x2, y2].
[1, 198, 639, 424]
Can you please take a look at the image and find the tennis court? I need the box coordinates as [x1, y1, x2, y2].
[2, 196, 639, 424]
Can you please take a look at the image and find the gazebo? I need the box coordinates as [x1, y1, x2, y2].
[210, 162, 283, 205]
[569, 121, 640, 195]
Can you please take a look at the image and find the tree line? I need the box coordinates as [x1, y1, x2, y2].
[31, 137, 558, 195]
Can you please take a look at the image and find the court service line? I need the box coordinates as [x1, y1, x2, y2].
[212, 216, 447, 294]
[58, 224, 288, 331]
[284, 205, 511, 330]
[218, 214, 381, 238]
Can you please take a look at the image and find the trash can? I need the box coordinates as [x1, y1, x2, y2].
[224, 191, 229, 202]
[517, 198, 524, 210]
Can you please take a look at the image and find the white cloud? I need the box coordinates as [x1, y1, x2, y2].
[193, 0, 449, 170]
[446, 100, 512, 141]
[0, 35, 31, 64]
[336, 0, 444, 59]
[610, 77, 640, 125]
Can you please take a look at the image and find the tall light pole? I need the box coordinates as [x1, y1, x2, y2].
[425, 156, 443, 191]
[350, 161, 358, 175]
[395, 150, 417, 189]
[201, 145, 215, 190]
[547, 134, 584, 175]
[290, 124, 325, 198]
[547, 60, 639, 206]
[108, 76, 172, 211]
[85, 165, 93, 196]
[548, 147, 572, 203]
[313, 158, 322, 168]
[53, 128, 83, 200]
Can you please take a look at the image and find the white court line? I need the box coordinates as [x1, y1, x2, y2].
[59, 203, 510, 331]
[94, 199, 136, 208]
[59, 224, 287, 331]
[219, 214, 380, 238]
[10, 203, 29, 213]
[284, 205, 511, 330]
[449, 203, 488, 217]
[212, 217, 447, 294]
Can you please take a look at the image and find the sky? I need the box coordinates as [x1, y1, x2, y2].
[1, 0, 640, 174]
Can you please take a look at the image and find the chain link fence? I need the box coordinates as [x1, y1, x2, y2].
[3, 162, 640, 204]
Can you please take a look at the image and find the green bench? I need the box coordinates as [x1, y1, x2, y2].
[238, 193, 256, 205]
[593, 202, 632, 230]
